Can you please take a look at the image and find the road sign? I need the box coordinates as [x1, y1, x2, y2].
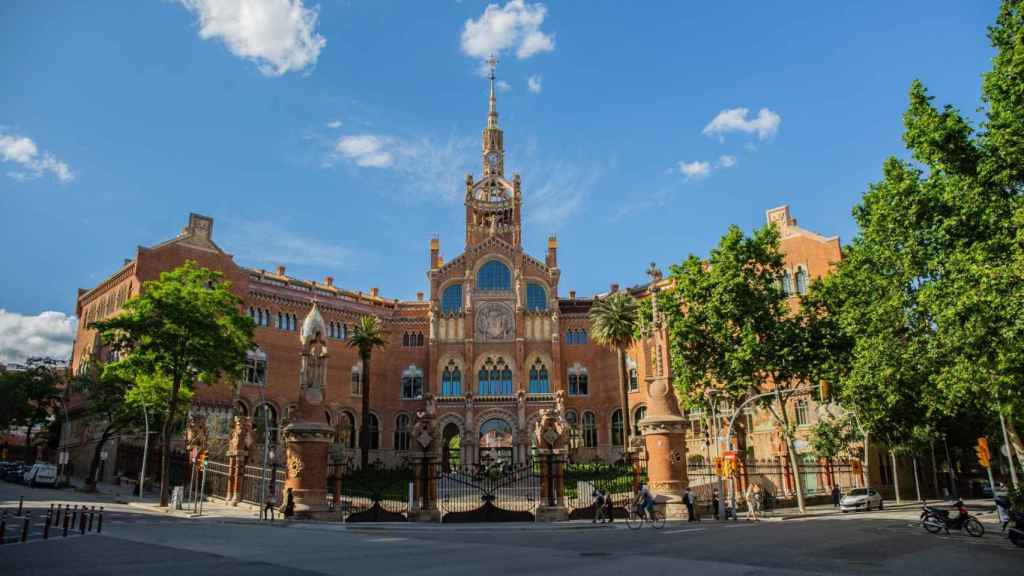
[59, 451, 69, 465]
[975, 437, 991, 469]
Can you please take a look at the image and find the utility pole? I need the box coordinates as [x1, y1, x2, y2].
[943, 435, 957, 500]
[999, 412, 1019, 489]
[139, 405, 149, 499]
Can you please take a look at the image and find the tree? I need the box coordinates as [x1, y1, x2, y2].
[74, 369, 139, 487]
[663, 224, 817, 511]
[589, 291, 640, 441]
[0, 358, 61, 463]
[93, 261, 253, 507]
[347, 315, 387, 469]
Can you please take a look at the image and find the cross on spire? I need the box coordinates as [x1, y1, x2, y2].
[486, 54, 499, 129]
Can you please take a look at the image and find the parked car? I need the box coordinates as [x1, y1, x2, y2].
[1, 462, 28, 483]
[23, 463, 58, 487]
[840, 487, 884, 512]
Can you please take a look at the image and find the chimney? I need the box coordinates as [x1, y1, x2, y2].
[610, 283, 619, 293]
[325, 276, 334, 287]
[370, 287, 379, 298]
[123, 259, 132, 267]
[276, 265, 286, 276]
[430, 236, 441, 269]
[569, 290, 576, 300]
[546, 234, 558, 268]
[416, 292, 424, 301]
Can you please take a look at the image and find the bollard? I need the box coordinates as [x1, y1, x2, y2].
[88, 507, 95, 532]
[59, 504, 65, 526]
[97, 507, 103, 534]
[79, 511, 86, 535]
[49, 503, 54, 523]
[71, 505, 78, 526]
[18, 497, 23, 516]
[21, 513, 30, 542]
[52, 504, 59, 527]
[62, 512, 69, 537]
[1, 511, 7, 545]
[43, 513, 50, 540]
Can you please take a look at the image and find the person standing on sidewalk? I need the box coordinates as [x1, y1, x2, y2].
[684, 487, 697, 522]
[831, 485, 841, 508]
[603, 492, 615, 523]
[711, 489, 720, 520]
[592, 488, 606, 523]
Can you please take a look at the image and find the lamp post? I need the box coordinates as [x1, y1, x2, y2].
[139, 404, 150, 499]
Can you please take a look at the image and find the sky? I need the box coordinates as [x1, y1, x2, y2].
[0, 0, 1003, 363]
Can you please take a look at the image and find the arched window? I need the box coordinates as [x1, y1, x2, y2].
[254, 404, 279, 446]
[478, 356, 512, 395]
[340, 411, 356, 449]
[582, 412, 598, 448]
[401, 365, 423, 399]
[351, 363, 362, 396]
[244, 347, 266, 386]
[565, 329, 574, 345]
[394, 414, 411, 451]
[528, 359, 550, 393]
[611, 409, 624, 446]
[795, 267, 808, 295]
[363, 413, 380, 450]
[796, 399, 809, 426]
[234, 401, 249, 417]
[526, 283, 547, 311]
[442, 284, 463, 314]
[402, 332, 410, 346]
[781, 273, 793, 296]
[578, 329, 588, 344]
[565, 409, 579, 448]
[568, 363, 588, 396]
[626, 357, 639, 392]
[477, 260, 511, 291]
[634, 405, 647, 430]
[441, 360, 462, 396]
[324, 410, 333, 426]
[416, 332, 424, 346]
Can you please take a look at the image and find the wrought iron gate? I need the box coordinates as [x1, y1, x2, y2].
[437, 461, 540, 522]
[566, 453, 645, 520]
[339, 463, 413, 522]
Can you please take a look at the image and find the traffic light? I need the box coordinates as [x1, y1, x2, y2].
[713, 457, 723, 476]
[975, 438, 990, 469]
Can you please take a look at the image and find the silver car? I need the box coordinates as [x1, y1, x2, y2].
[840, 487, 883, 512]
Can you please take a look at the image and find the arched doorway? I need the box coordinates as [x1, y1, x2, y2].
[442, 423, 461, 472]
[479, 419, 514, 466]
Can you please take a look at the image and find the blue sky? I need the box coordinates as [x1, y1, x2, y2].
[0, 0, 1002, 362]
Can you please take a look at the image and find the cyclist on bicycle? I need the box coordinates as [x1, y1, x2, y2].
[635, 483, 655, 519]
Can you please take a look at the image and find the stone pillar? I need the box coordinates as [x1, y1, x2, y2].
[636, 269, 688, 519]
[411, 403, 441, 521]
[534, 408, 568, 522]
[282, 303, 336, 519]
[226, 415, 253, 506]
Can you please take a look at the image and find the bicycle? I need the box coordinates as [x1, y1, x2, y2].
[626, 503, 665, 529]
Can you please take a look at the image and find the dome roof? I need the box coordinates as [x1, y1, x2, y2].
[301, 302, 327, 345]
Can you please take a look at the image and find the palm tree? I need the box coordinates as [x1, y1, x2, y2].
[347, 315, 387, 468]
[589, 292, 639, 443]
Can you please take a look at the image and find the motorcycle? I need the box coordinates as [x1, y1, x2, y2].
[921, 500, 985, 537]
[996, 496, 1024, 548]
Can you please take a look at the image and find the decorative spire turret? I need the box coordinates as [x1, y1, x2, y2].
[487, 54, 499, 129]
[482, 54, 504, 177]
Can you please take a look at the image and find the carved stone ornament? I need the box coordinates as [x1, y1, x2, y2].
[186, 414, 209, 450]
[534, 408, 566, 449]
[288, 453, 304, 479]
[475, 301, 514, 341]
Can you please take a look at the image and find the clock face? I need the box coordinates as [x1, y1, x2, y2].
[486, 151, 500, 170]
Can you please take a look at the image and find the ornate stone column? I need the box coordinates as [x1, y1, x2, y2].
[636, 264, 688, 519]
[226, 416, 252, 505]
[283, 303, 336, 519]
[410, 400, 441, 522]
[534, 408, 568, 522]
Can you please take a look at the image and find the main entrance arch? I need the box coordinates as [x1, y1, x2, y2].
[479, 418, 514, 466]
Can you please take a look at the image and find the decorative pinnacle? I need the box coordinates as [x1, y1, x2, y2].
[486, 53, 499, 128]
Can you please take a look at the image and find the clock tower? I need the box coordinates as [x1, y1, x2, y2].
[465, 55, 521, 248]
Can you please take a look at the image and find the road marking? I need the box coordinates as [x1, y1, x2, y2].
[366, 537, 406, 542]
[664, 528, 705, 534]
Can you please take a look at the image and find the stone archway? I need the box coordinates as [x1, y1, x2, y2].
[442, 422, 461, 473]
[479, 418, 515, 467]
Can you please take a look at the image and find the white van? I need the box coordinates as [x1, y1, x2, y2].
[24, 463, 58, 487]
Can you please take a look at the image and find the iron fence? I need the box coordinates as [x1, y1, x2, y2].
[437, 460, 540, 522]
[565, 455, 643, 520]
[241, 464, 284, 506]
[339, 463, 413, 521]
[202, 461, 230, 500]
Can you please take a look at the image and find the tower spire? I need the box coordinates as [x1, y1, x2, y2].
[486, 53, 499, 128]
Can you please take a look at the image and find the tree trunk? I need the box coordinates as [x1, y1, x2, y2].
[773, 396, 805, 512]
[87, 425, 115, 487]
[890, 450, 901, 504]
[912, 456, 921, 502]
[24, 423, 35, 464]
[617, 348, 631, 442]
[160, 376, 182, 507]
[862, 430, 871, 489]
[930, 440, 940, 500]
[359, 351, 371, 469]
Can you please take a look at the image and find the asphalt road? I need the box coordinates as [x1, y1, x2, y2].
[2, 485, 1021, 575]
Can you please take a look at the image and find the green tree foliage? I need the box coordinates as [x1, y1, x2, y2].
[589, 291, 640, 439]
[347, 315, 387, 469]
[0, 358, 62, 463]
[74, 369, 140, 486]
[826, 1, 1024, 472]
[93, 261, 253, 506]
[662, 223, 819, 511]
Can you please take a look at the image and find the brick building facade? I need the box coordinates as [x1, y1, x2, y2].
[66, 74, 880, 496]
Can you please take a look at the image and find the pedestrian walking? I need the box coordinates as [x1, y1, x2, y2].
[592, 488, 606, 523]
[831, 485, 841, 508]
[262, 494, 276, 521]
[711, 489, 720, 520]
[684, 487, 697, 522]
[603, 492, 615, 523]
[746, 483, 761, 521]
[281, 488, 295, 518]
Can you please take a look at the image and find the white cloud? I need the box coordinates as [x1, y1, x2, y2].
[178, 0, 326, 77]
[702, 107, 781, 141]
[335, 134, 394, 168]
[460, 1, 555, 61]
[496, 80, 512, 92]
[527, 74, 542, 94]
[0, 310, 77, 364]
[326, 119, 342, 129]
[678, 160, 710, 180]
[0, 132, 74, 183]
[717, 155, 736, 168]
[220, 219, 356, 269]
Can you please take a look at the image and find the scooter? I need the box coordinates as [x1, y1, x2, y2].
[996, 496, 1024, 548]
[921, 500, 985, 537]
